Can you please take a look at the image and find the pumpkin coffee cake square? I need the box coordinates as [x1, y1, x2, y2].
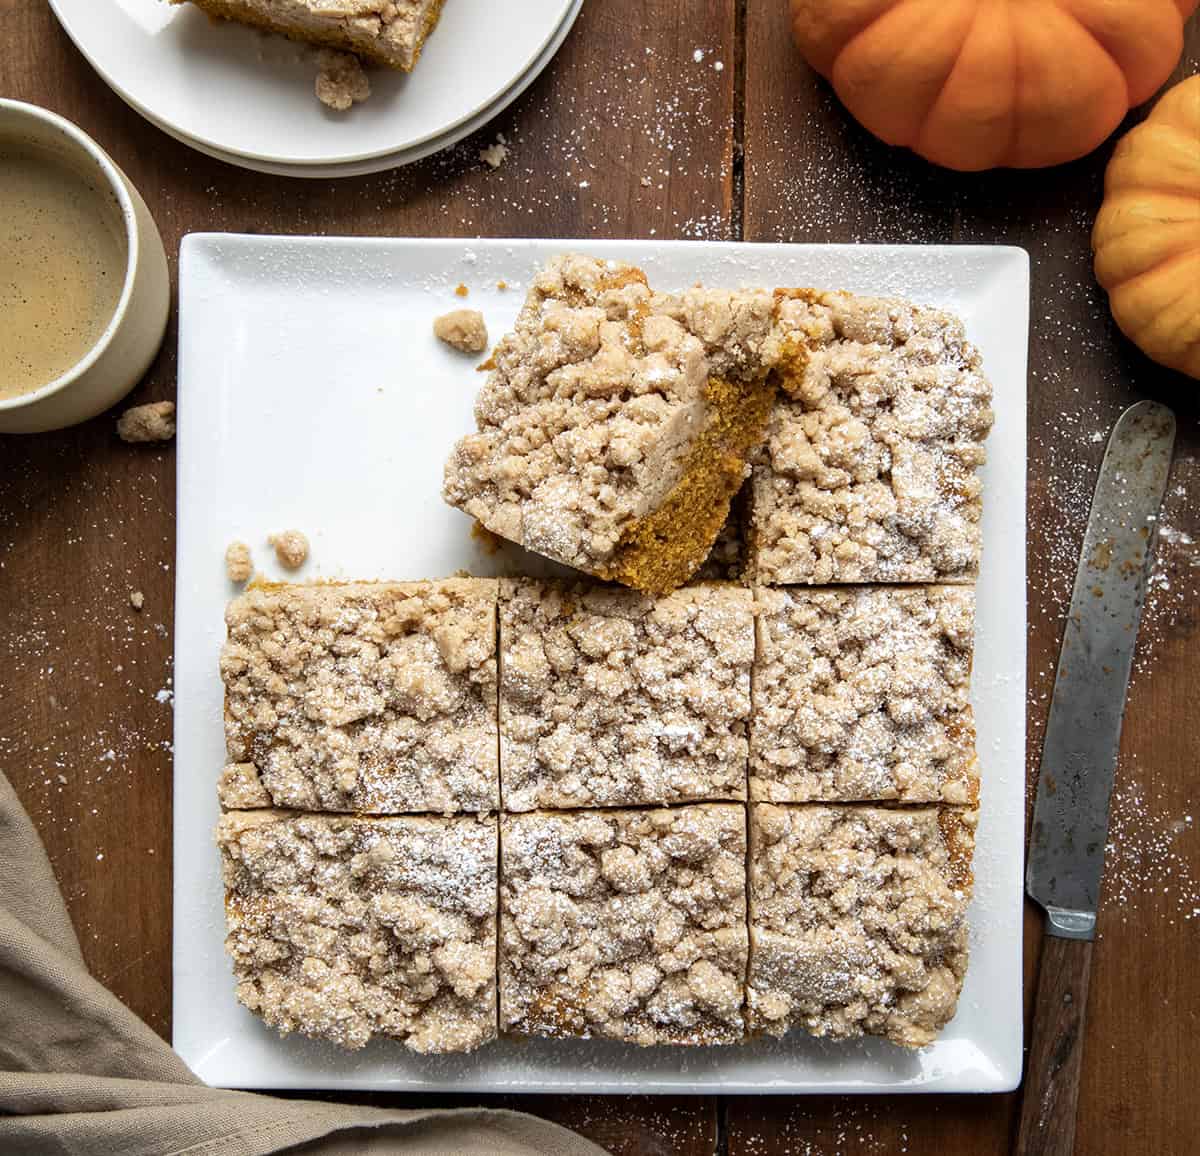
[499, 804, 749, 1046]
[498, 578, 753, 812]
[443, 253, 777, 594]
[751, 290, 994, 585]
[220, 578, 498, 815]
[217, 810, 497, 1053]
[750, 585, 979, 805]
[746, 802, 976, 1048]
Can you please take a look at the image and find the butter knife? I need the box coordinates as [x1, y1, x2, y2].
[1016, 400, 1176, 1156]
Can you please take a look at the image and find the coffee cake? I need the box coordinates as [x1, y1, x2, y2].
[220, 579, 498, 815]
[750, 586, 978, 804]
[500, 805, 748, 1045]
[751, 290, 994, 584]
[217, 810, 497, 1052]
[747, 803, 975, 1048]
[443, 254, 776, 594]
[174, 0, 446, 72]
[499, 579, 752, 812]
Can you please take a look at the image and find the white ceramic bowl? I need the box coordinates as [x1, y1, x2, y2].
[0, 99, 170, 434]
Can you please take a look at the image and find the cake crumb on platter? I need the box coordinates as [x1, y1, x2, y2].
[434, 309, 489, 354]
[267, 529, 309, 570]
[454, 283, 469, 298]
[225, 541, 253, 583]
[315, 49, 370, 111]
[117, 401, 176, 444]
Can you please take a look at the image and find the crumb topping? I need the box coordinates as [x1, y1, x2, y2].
[747, 803, 975, 1048]
[752, 291, 994, 584]
[499, 579, 752, 811]
[117, 401, 175, 444]
[434, 309, 489, 355]
[220, 579, 499, 814]
[218, 762, 273, 810]
[500, 805, 748, 1045]
[751, 586, 978, 804]
[218, 810, 497, 1053]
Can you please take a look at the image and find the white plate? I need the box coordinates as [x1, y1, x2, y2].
[47, 0, 574, 166]
[129, 0, 582, 178]
[174, 236, 1028, 1093]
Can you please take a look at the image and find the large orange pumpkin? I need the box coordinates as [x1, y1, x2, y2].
[788, 0, 1199, 171]
[1093, 75, 1200, 380]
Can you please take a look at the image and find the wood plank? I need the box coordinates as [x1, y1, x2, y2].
[1, 1, 735, 1150]
[739, 2, 1200, 1153]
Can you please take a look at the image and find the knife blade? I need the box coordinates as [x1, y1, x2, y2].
[1015, 401, 1176, 1156]
[1027, 399, 1176, 938]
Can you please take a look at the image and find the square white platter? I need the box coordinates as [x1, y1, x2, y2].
[174, 236, 1028, 1093]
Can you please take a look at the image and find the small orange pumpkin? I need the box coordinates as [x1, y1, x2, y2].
[1093, 75, 1200, 380]
[788, 0, 1199, 171]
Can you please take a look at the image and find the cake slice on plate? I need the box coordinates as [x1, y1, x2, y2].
[174, 0, 446, 72]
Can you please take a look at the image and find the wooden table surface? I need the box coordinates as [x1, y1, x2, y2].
[3, 3, 1199, 1153]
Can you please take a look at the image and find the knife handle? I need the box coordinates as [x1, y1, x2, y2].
[1015, 933, 1095, 1156]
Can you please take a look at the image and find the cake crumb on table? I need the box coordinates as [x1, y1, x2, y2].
[479, 139, 508, 169]
[224, 541, 253, 583]
[116, 401, 175, 444]
[434, 309, 489, 354]
[128, 590, 144, 612]
[267, 529, 309, 570]
[454, 283, 469, 297]
[315, 49, 370, 111]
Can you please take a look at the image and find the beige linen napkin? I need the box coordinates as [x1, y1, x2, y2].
[0, 771, 608, 1156]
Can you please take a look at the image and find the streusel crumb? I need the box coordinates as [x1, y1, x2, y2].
[268, 530, 309, 570]
[500, 804, 748, 1046]
[220, 579, 499, 814]
[747, 803, 975, 1048]
[225, 541, 253, 584]
[434, 309, 489, 354]
[218, 810, 497, 1053]
[129, 590, 145, 612]
[751, 586, 978, 804]
[499, 579, 752, 811]
[117, 401, 176, 444]
[315, 49, 370, 111]
[217, 762, 273, 810]
[752, 290, 993, 584]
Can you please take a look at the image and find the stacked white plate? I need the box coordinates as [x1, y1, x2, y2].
[47, 0, 582, 177]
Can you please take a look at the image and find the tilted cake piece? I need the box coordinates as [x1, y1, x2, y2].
[173, 0, 445, 72]
[499, 579, 752, 812]
[500, 805, 748, 1045]
[747, 803, 976, 1048]
[751, 290, 994, 584]
[443, 254, 777, 593]
[217, 810, 497, 1052]
[750, 586, 978, 804]
[220, 579, 498, 815]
